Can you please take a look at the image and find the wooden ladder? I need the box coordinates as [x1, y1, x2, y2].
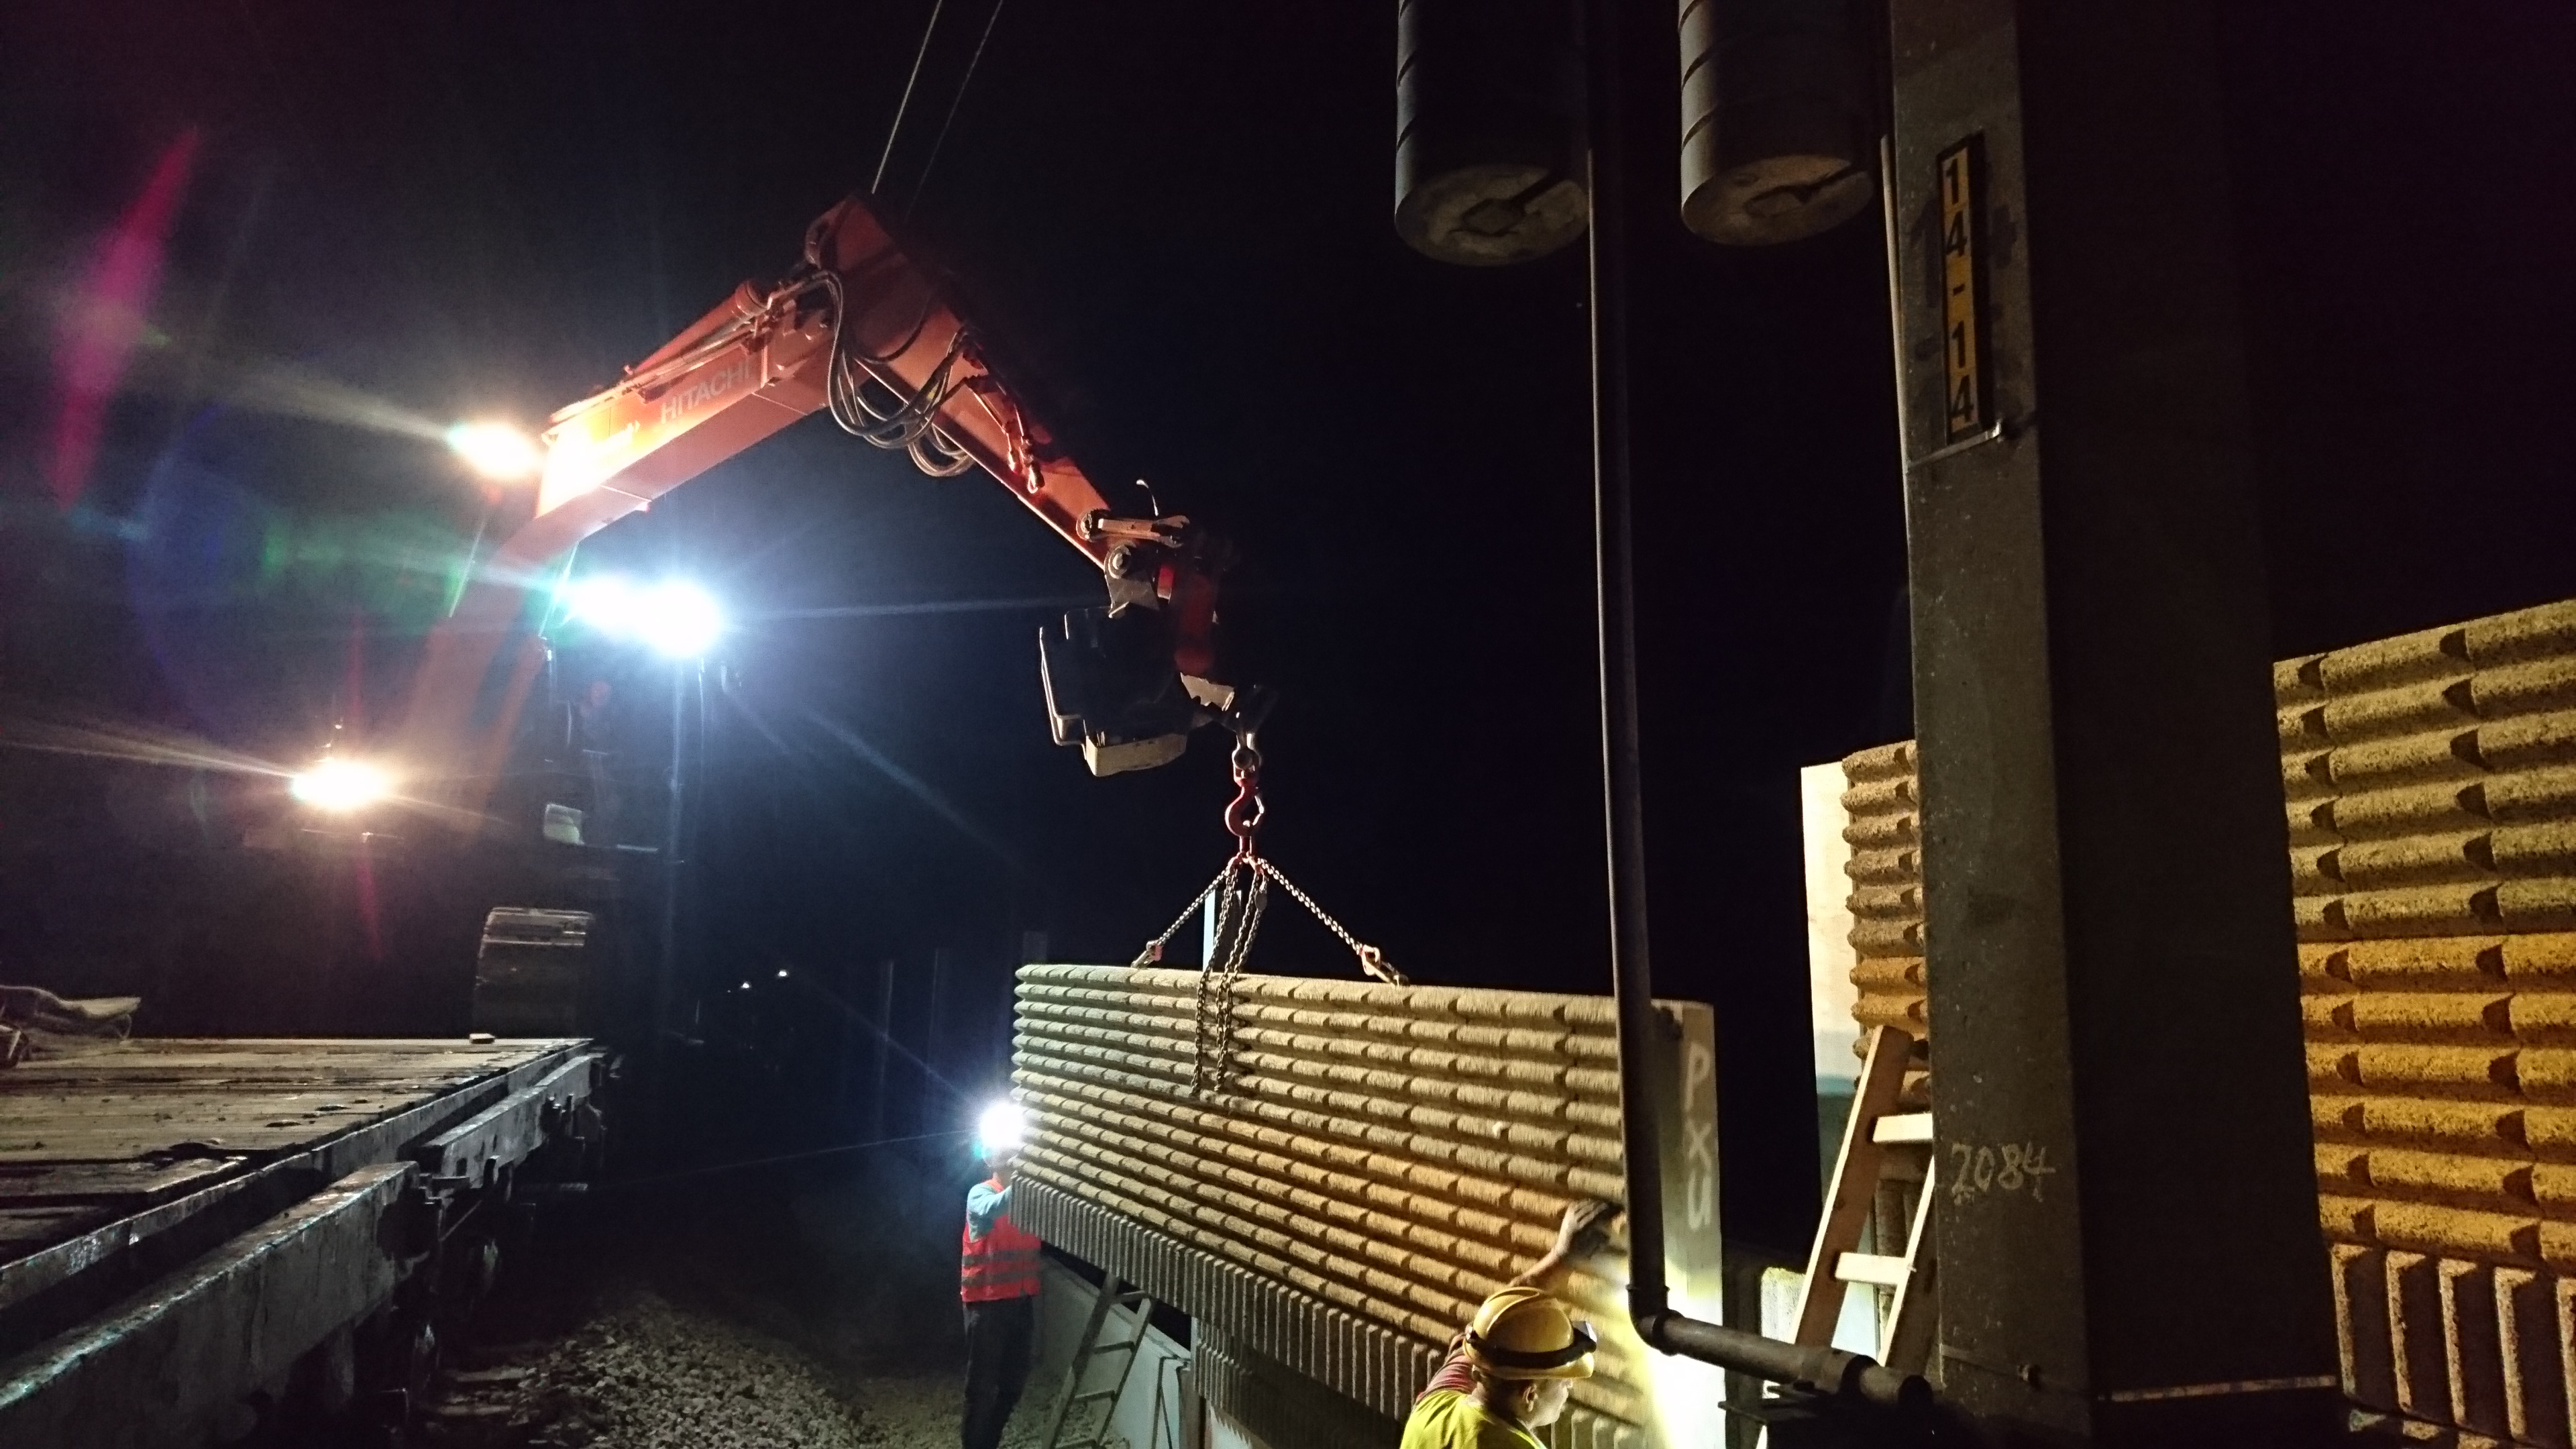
[1790, 1024, 1937, 1372]
[1044, 1276, 1158, 1449]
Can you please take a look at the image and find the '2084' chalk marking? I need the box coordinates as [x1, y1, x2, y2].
[1949, 1142, 2059, 1203]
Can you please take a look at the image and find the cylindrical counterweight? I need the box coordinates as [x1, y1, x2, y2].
[1677, 0, 1874, 245]
[1395, 0, 1589, 266]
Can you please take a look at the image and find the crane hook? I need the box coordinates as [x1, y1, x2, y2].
[1224, 733, 1264, 860]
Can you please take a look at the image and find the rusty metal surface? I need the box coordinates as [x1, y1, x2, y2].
[416, 1050, 602, 1188]
[0, 1038, 586, 1315]
[0, 1039, 598, 1448]
[0, 1038, 582, 1167]
[0, 1162, 414, 1449]
[1012, 965, 1716, 1449]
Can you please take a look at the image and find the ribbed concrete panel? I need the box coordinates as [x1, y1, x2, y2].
[1012, 965, 1721, 1449]
[1824, 596, 2576, 1445]
[1837, 740, 1929, 1108]
[1192, 1324, 1408, 1448]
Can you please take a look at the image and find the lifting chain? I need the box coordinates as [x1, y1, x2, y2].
[1191, 857, 1265, 1097]
[1258, 860, 1401, 989]
[1129, 728, 1407, 1098]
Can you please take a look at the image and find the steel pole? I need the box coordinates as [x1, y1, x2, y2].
[1585, 2, 1933, 1424]
[1583, 0, 1673, 1344]
[1887, 1, 2340, 1439]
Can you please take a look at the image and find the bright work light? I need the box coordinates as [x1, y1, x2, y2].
[565, 575, 635, 629]
[634, 581, 722, 657]
[565, 576, 724, 659]
[289, 757, 391, 812]
[444, 421, 542, 481]
[976, 1099, 1028, 1157]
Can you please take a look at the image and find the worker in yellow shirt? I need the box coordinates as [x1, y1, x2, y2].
[1401, 1199, 1619, 1449]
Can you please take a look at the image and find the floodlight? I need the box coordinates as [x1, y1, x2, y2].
[565, 575, 637, 631]
[289, 757, 391, 812]
[445, 421, 541, 481]
[975, 1099, 1028, 1157]
[562, 576, 722, 659]
[635, 581, 722, 658]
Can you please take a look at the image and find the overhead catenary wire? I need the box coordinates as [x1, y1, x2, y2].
[846, 0, 1022, 476]
[871, 0, 955, 197]
[906, 0, 1012, 219]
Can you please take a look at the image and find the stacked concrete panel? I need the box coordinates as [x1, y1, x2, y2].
[1010, 964, 1719, 1449]
[1838, 739, 1928, 1055]
[1828, 598, 2576, 1446]
[2289, 601, 2576, 1446]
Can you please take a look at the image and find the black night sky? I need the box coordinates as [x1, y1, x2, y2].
[2, 2, 2571, 1256]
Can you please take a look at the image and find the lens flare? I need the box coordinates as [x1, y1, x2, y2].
[444, 421, 542, 480]
[563, 576, 722, 658]
[976, 1100, 1028, 1156]
[636, 582, 723, 657]
[288, 757, 391, 811]
[565, 574, 637, 631]
[48, 130, 200, 508]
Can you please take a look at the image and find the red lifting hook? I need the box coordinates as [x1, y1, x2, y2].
[1224, 738, 1265, 859]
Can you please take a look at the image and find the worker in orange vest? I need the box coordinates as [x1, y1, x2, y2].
[961, 1102, 1043, 1449]
[1401, 1199, 1619, 1449]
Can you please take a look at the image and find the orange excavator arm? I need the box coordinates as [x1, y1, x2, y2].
[395, 198, 1240, 824]
[535, 199, 1128, 569]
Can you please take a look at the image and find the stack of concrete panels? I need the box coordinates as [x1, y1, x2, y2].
[1837, 740, 1928, 1052]
[1009, 964, 1723, 1449]
[2287, 601, 2576, 1444]
[1825, 597, 2576, 1446]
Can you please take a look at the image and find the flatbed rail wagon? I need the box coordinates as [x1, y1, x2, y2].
[0, 1037, 602, 1447]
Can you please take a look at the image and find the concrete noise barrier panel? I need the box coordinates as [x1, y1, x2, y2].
[1010, 963, 1725, 1449]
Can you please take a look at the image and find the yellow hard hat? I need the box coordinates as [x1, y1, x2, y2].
[1462, 1286, 1597, 1381]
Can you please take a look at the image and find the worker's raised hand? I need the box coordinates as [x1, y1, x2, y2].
[1554, 1198, 1620, 1265]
